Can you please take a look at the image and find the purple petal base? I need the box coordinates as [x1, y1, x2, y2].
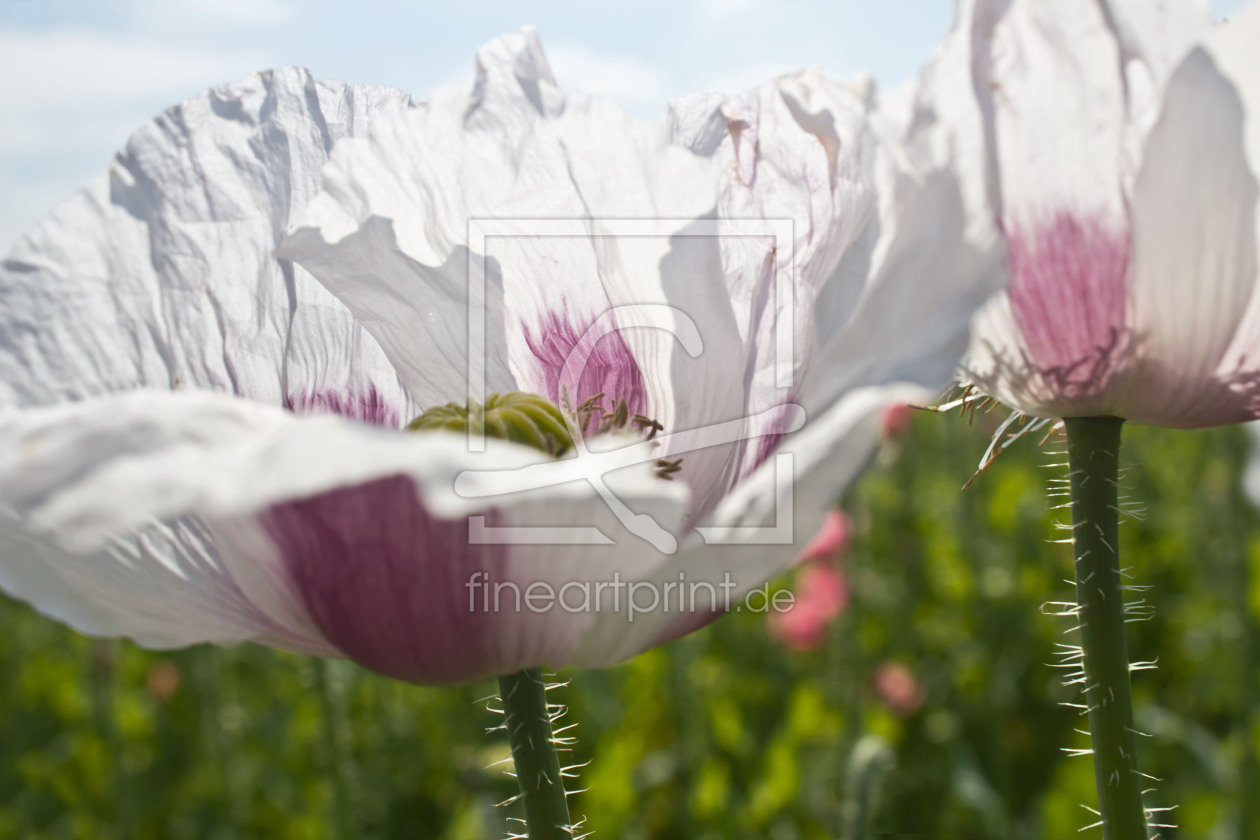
[523, 307, 648, 417]
[1007, 212, 1131, 400]
[260, 475, 512, 685]
[288, 385, 400, 428]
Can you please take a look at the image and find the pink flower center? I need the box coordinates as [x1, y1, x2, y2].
[522, 307, 648, 418]
[288, 385, 400, 427]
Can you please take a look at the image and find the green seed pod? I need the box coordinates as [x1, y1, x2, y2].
[406, 392, 575, 456]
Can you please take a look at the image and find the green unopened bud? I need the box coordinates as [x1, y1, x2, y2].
[406, 392, 575, 456]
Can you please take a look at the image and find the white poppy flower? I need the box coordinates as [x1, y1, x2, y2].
[953, 0, 1260, 428]
[0, 28, 1000, 684]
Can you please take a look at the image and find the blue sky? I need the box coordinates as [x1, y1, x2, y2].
[0, 0, 1249, 253]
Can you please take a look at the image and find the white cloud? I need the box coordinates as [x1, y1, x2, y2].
[0, 27, 269, 253]
[0, 29, 263, 109]
[694, 0, 761, 22]
[690, 60, 811, 98]
[544, 42, 672, 117]
[390, 40, 674, 118]
[124, 0, 299, 28]
[0, 175, 93, 257]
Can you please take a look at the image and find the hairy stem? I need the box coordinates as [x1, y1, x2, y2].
[1065, 417, 1146, 840]
[499, 668, 572, 839]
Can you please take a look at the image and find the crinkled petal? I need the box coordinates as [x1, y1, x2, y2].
[282, 31, 633, 415]
[0, 67, 414, 424]
[713, 70, 880, 484]
[661, 91, 729, 156]
[719, 69, 877, 358]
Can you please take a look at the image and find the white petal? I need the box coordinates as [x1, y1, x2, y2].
[984, 0, 1131, 228]
[0, 66, 414, 424]
[0, 392, 334, 650]
[803, 17, 1006, 414]
[713, 70, 881, 485]
[906, 0, 1006, 243]
[978, 0, 1146, 412]
[660, 91, 728, 156]
[1103, 0, 1210, 78]
[1, 385, 913, 679]
[810, 164, 1005, 410]
[1104, 0, 1212, 168]
[1124, 29, 1259, 426]
[719, 70, 878, 342]
[209, 458, 694, 682]
[593, 384, 924, 663]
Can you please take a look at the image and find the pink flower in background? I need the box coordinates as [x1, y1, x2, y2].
[873, 661, 924, 717]
[800, 509, 852, 565]
[767, 561, 849, 651]
[944, 0, 1260, 428]
[0, 29, 1000, 685]
[768, 510, 852, 651]
[879, 402, 914, 440]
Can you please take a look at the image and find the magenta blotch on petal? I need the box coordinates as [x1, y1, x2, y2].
[288, 386, 401, 428]
[522, 308, 648, 417]
[1005, 213, 1131, 400]
[260, 475, 514, 685]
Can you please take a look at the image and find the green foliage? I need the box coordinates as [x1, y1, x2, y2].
[0, 412, 1256, 838]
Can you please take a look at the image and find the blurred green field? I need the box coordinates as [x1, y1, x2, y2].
[1, 409, 1257, 839]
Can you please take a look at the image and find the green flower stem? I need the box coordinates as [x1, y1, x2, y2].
[88, 640, 132, 839]
[498, 668, 572, 839]
[316, 658, 355, 840]
[195, 646, 247, 827]
[1064, 417, 1146, 840]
